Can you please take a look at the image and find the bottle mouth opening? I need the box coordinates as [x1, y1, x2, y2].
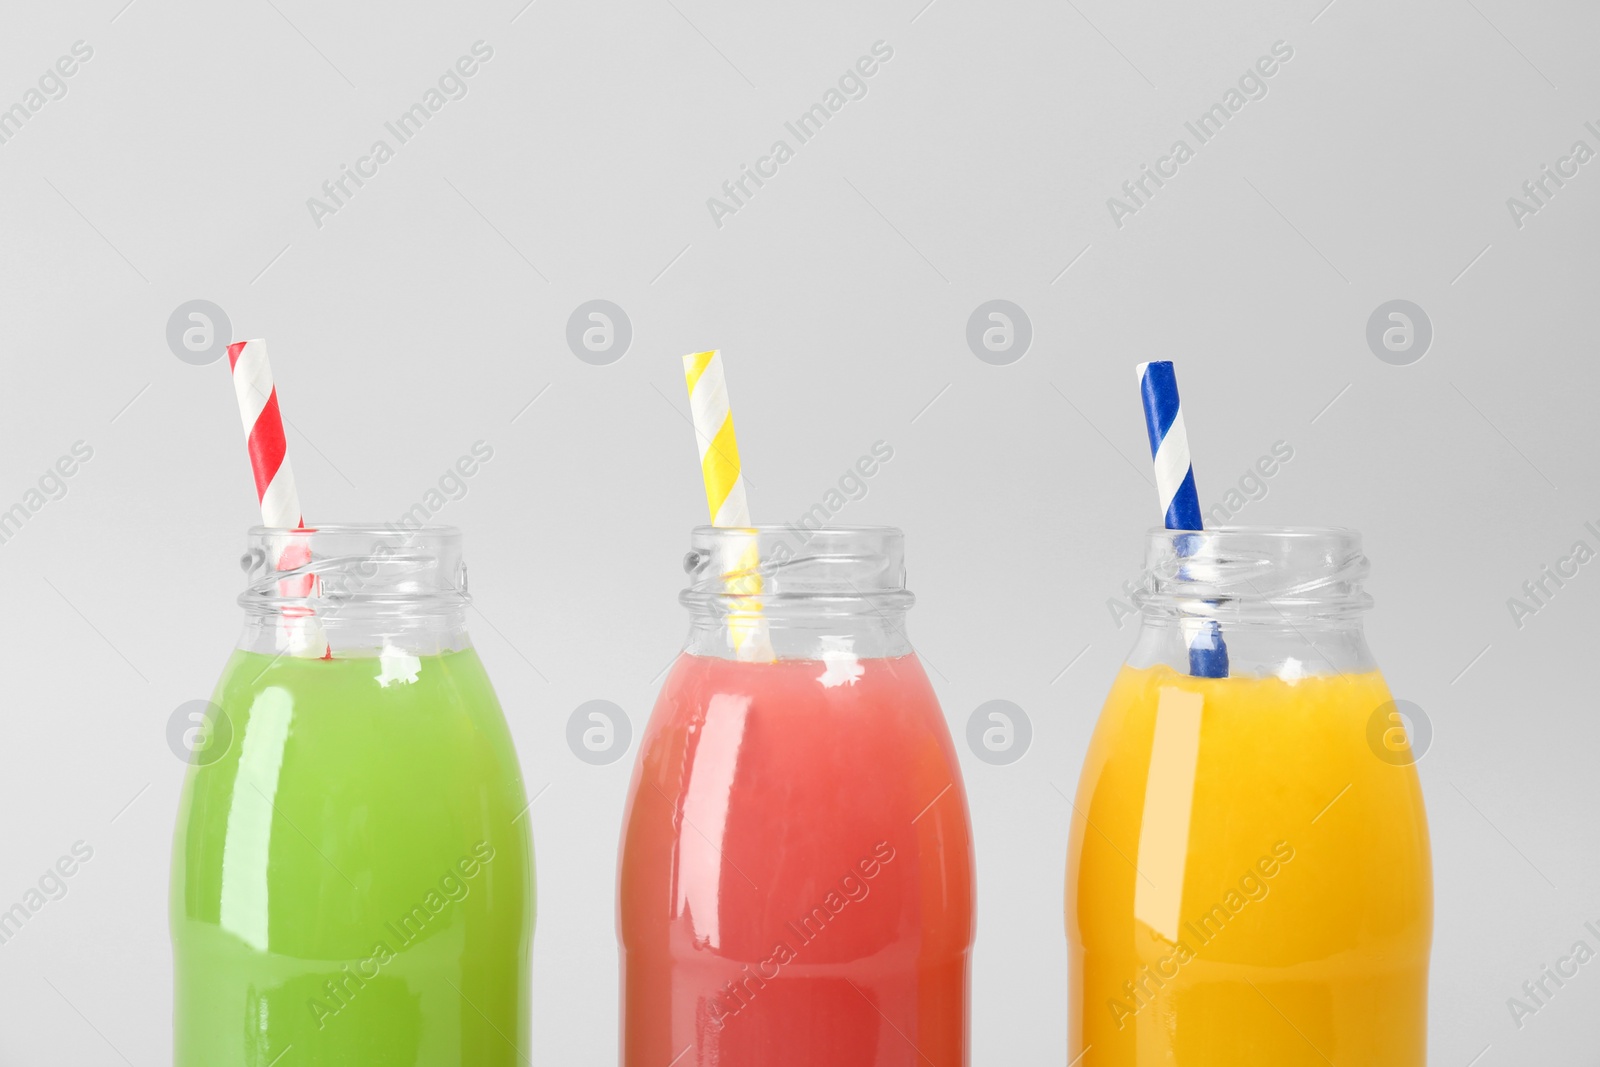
[680, 524, 914, 614]
[1133, 525, 1372, 620]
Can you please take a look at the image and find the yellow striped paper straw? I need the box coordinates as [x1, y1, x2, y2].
[683, 350, 773, 660]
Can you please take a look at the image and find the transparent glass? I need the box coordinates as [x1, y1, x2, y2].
[1068, 527, 1432, 1066]
[170, 525, 534, 1067]
[234, 523, 476, 654]
[679, 524, 916, 659]
[619, 526, 974, 1066]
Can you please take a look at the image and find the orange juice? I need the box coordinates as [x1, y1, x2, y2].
[1068, 664, 1431, 1066]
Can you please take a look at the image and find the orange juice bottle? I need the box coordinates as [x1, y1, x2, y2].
[1068, 528, 1431, 1066]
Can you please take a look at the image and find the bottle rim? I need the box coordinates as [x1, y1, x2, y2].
[246, 522, 461, 539]
[1146, 523, 1359, 539]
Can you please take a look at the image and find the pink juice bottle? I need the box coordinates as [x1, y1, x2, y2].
[618, 526, 975, 1066]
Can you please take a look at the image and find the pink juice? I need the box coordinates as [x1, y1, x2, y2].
[618, 651, 974, 1066]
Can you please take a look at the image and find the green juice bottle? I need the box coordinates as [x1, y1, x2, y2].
[171, 526, 534, 1066]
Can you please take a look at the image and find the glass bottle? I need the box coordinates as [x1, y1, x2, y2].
[619, 526, 975, 1066]
[1068, 527, 1432, 1066]
[171, 524, 534, 1066]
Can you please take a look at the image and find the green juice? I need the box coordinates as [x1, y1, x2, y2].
[171, 648, 534, 1066]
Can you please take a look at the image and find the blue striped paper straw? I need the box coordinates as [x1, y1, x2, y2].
[1137, 360, 1229, 678]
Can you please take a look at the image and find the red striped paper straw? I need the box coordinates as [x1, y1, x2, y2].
[227, 339, 326, 656]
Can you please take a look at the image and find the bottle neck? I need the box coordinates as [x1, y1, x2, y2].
[1129, 526, 1377, 677]
[680, 525, 915, 662]
[1126, 615, 1375, 676]
[237, 524, 472, 657]
[683, 604, 913, 660]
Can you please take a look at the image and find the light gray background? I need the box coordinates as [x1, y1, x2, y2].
[0, 0, 1594, 1063]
